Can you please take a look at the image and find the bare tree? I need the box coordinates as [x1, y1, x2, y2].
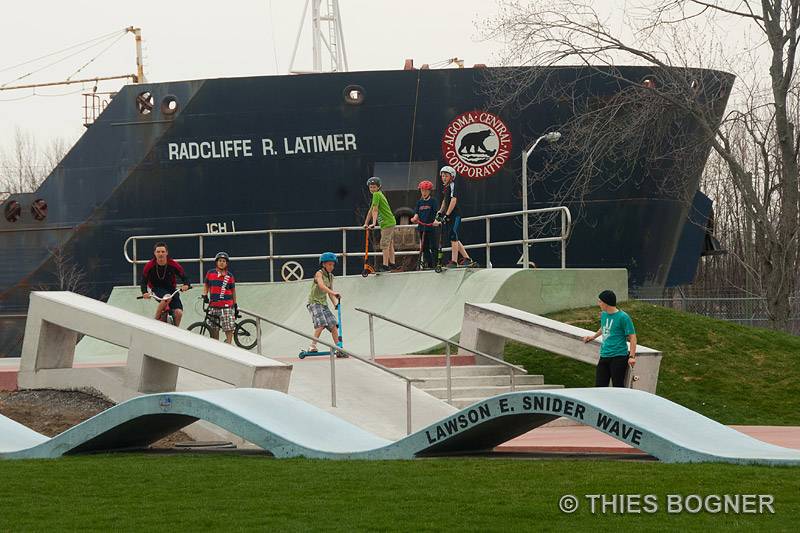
[483, 0, 800, 330]
[0, 127, 69, 194]
[49, 245, 87, 293]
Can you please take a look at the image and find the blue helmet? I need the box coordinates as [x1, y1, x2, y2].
[319, 252, 338, 265]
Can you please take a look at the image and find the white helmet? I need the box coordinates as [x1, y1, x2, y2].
[439, 165, 456, 178]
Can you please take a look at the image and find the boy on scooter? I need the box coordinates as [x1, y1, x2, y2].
[435, 166, 477, 268]
[410, 180, 439, 269]
[306, 252, 345, 357]
[364, 176, 397, 272]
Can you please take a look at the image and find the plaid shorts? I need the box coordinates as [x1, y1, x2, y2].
[208, 306, 235, 332]
[308, 303, 338, 329]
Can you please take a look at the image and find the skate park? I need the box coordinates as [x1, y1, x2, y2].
[3, 265, 800, 466]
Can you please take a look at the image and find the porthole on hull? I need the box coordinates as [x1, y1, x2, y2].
[344, 85, 365, 105]
[161, 95, 179, 115]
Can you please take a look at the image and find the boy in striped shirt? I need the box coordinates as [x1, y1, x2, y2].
[203, 251, 237, 343]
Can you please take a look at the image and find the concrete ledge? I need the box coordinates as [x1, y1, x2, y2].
[459, 302, 662, 393]
[18, 292, 291, 396]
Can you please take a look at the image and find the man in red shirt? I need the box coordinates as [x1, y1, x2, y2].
[202, 251, 237, 343]
[140, 242, 190, 325]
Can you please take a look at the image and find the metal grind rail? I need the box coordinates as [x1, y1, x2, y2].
[238, 307, 423, 435]
[354, 307, 527, 405]
[123, 206, 572, 284]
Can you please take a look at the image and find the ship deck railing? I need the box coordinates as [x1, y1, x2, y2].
[123, 206, 572, 284]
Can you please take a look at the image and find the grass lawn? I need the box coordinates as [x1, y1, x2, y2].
[2, 303, 798, 531]
[0, 455, 797, 531]
[504, 301, 800, 425]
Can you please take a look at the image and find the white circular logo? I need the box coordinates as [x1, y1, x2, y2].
[281, 261, 304, 282]
[441, 110, 513, 180]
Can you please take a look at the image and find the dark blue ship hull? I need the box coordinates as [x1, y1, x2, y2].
[0, 66, 732, 356]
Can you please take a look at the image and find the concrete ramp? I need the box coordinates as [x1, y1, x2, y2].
[75, 268, 628, 360]
[18, 291, 291, 400]
[2, 388, 798, 465]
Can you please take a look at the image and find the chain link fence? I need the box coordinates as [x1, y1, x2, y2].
[631, 293, 800, 335]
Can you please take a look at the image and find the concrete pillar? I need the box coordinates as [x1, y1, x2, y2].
[33, 320, 78, 370]
[125, 338, 179, 393]
[459, 306, 507, 364]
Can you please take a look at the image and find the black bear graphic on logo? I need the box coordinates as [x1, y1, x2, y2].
[458, 129, 496, 156]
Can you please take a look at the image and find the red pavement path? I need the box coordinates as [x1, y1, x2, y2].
[496, 425, 800, 454]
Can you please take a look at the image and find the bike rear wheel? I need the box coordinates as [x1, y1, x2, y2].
[234, 318, 258, 350]
[187, 321, 212, 338]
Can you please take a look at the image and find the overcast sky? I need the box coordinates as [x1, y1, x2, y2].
[0, 0, 511, 153]
[0, 0, 757, 158]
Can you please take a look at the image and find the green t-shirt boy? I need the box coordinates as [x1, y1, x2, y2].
[599, 309, 636, 357]
[370, 190, 396, 229]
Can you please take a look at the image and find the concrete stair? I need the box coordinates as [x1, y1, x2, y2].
[386, 358, 564, 409]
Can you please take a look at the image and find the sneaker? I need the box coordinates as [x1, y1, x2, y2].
[335, 351, 349, 358]
[378, 264, 392, 272]
[389, 263, 397, 270]
[445, 260, 458, 268]
[459, 258, 478, 268]
[306, 347, 318, 353]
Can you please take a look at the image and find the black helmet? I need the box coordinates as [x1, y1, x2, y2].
[366, 176, 382, 188]
[215, 251, 230, 262]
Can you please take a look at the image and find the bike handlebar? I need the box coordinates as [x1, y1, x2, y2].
[137, 286, 190, 301]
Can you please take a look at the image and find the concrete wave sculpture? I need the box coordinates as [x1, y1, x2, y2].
[1, 388, 798, 465]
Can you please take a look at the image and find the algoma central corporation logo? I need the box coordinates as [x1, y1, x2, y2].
[441, 110, 512, 179]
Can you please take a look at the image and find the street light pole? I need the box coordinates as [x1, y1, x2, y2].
[521, 132, 562, 269]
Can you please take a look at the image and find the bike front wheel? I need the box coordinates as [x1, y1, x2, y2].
[234, 318, 259, 350]
[187, 321, 212, 338]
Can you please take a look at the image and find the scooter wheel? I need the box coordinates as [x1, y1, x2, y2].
[298, 351, 306, 359]
[435, 265, 442, 273]
[361, 269, 370, 277]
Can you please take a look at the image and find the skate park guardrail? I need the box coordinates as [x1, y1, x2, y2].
[238, 306, 423, 434]
[123, 206, 572, 283]
[354, 307, 527, 405]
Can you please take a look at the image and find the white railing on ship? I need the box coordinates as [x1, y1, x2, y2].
[123, 206, 572, 284]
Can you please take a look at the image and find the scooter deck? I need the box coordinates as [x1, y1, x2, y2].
[362, 267, 404, 276]
[298, 349, 348, 359]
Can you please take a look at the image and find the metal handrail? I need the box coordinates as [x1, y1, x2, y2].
[238, 307, 422, 435]
[354, 307, 526, 405]
[123, 206, 572, 284]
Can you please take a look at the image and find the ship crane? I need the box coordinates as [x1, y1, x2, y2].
[0, 27, 145, 126]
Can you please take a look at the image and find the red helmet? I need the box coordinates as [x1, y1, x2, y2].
[418, 180, 434, 190]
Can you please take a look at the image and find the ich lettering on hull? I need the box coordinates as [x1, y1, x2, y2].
[205, 221, 237, 233]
